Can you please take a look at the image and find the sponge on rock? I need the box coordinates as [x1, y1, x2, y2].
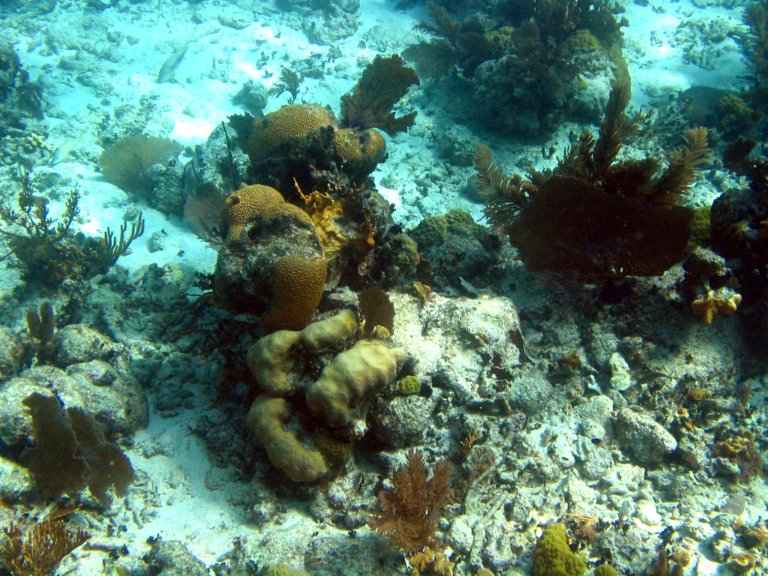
[305, 334, 406, 427]
[246, 395, 329, 483]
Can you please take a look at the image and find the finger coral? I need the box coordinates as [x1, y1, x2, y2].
[246, 309, 405, 482]
[246, 396, 330, 483]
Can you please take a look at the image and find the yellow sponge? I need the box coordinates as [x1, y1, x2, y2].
[246, 396, 329, 483]
[305, 335, 406, 427]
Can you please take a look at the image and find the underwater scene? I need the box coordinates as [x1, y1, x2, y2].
[0, 0, 767, 574]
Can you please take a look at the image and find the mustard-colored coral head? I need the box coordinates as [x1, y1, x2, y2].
[223, 184, 285, 242]
[264, 255, 327, 331]
[248, 104, 338, 162]
[262, 202, 314, 229]
[532, 523, 586, 576]
[332, 127, 387, 175]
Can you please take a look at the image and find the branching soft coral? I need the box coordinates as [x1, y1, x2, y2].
[369, 450, 453, 553]
[340, 54, 419, 136]
[482, 79, 709, 284]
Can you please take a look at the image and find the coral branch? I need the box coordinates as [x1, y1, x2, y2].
[369, 450, 453, 553]
[1, 519, 89, 576]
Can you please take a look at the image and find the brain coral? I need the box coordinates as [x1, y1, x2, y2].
[247, 104, 337, 163]
[223, 184, 285, 242]
[214, 184, 327, 330]
[264, 254, 328, 331]
[332, 127, 387, 176]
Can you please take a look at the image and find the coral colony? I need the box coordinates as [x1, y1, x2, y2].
[0, 0, 766, 575]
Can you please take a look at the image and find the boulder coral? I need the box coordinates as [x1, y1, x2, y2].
[247, 103, 338, 161]
[214, 184, 327, 330]
[247, 103, 388, 197]
[222, 183, 285, 242]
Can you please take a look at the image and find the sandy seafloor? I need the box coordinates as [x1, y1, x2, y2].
[0, 0, 766, 575]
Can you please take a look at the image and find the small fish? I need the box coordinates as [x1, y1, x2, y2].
[157, 45, 188, 84]
[49, 141, 75, 165]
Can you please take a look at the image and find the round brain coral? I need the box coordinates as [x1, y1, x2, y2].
[223, 184, 285, 242]
[332, 127, 387, 176]
[264, 254, 328, 331]
[248, 104, 338, 163]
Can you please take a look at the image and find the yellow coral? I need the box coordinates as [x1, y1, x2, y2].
[305, 333, 406, 427]
[247, 310, 359, 395]
[332, 127, 387, 174]
[222, 184, 284, 242]
[246, 396, 329, 482]
[691, 290, 742, 323]
[532, 524, 586, 576]
[248, 104, 337, 161]
[264, 255, 327, 331]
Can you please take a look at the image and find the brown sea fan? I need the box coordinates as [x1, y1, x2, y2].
[369, 450, 453, 553]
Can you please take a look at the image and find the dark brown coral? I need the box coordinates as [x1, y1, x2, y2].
[340, 54, 420, 135]
[484, 80, 709, 284]
[369, 450, 453, 553]
[506, 175, 694, 279]
[21, 393, 135, 505]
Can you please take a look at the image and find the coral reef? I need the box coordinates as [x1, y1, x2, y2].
[214, 184, 327, 329]
[408, 0, 626, 138]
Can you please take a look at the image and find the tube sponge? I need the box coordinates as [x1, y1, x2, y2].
[305, 336, 406, 427]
